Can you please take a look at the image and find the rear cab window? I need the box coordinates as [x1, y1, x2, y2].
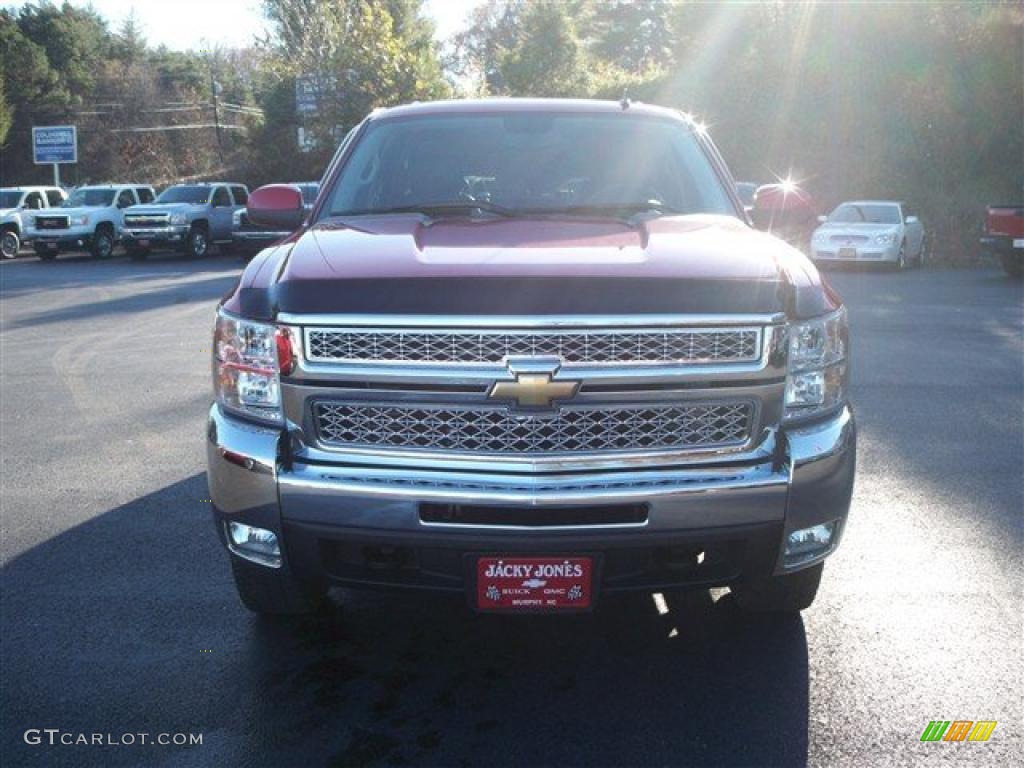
[230, 186, 248, 206]
[136, 187, 155, 204]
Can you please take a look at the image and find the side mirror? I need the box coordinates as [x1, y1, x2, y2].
[247, 184, 305, 230]
[817, 215, 827, 224]
[905, 215, 918, 224]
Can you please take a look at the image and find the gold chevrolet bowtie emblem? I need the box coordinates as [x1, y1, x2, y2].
[488, 373, 580, 409]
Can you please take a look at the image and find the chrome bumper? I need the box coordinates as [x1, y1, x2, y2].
[206, 403, 855, 576]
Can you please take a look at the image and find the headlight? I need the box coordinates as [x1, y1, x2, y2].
[811, 230, 828, 244]
[213, 310, 294, 424]
[784, 307, 848, 423]
[169, 213, 188, 225]
[874, 232, 896, 245]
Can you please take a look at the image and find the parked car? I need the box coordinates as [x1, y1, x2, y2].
[231, 182, 319, 257]
[27, 184, 156, 260]
[811, 200, 925, 270]
[980, 204, 1023, 278]
[121, 182, 248, 259]
[749, 182, 818, 250]
[207, 99, 855, 619]
[0, 186, 67, 258]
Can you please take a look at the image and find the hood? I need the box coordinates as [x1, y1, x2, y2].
[125, 202, 198, 215]
[0, 208, 17, 219]
[230, 213, 834, 320]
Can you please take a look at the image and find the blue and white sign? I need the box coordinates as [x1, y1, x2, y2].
[32, 125, 77, 164]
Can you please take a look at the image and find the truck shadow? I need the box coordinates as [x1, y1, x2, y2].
[1, 474, 809, 768]
[245, 578, 810, 766]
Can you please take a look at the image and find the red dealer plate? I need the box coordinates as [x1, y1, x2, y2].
[475, 556, 593, 611]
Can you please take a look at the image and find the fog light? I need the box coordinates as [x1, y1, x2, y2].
[226, 522, 281, 568]
[784, 522, 836, 567]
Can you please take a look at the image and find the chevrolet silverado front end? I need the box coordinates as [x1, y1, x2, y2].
[207, 99, 856, 617]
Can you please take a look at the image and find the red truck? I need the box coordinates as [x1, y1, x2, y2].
[207, 99, 855, 619]
[981, 204, 1024, 277]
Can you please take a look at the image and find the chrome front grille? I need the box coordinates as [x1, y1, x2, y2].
[830, 235, 869, 244]
[124, 213, 170, 228]
[305, 327, 761, 366]
[313, 400, 754, 455]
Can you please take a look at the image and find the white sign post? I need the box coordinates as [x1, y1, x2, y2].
[32, 125, 78, 187]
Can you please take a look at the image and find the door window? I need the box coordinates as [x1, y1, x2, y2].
[211, 187, 231, 207]
[116, 189, 136, 209]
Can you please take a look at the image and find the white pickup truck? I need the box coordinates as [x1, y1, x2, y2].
[28, 184, 157, 260]
[0, 186, 67, 258]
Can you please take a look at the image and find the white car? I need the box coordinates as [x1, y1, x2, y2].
[0, 186, 67, 258]
[811, 200, 925, 270]
[27, 184, 156, 260]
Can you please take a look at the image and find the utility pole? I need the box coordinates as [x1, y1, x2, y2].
[207, 48, 225, 167]
[211, 75, 225, 166]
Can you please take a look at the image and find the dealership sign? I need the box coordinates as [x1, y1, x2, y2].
[32, 126, 77, 164]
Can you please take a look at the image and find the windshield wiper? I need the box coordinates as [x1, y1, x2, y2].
[334, 201, 519, 219]
[527, 202, 686, 219]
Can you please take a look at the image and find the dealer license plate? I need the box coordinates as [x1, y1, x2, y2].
[137, 240, 150, 247]
[838, 247, 857, 259]
[475, 556, 593, 611]
[1013, 239, 1024, 248]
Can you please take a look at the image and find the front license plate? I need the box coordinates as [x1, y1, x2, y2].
[1013, 238, 1024, 248]
[138, 239, 150, 247]
[838, 247, 857, 259]
[476, 556, 593, 612]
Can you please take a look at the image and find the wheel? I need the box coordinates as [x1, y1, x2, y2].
[230, 556, 327, 615]
[126, 244, 150, 261]
[184, 224, 209, 258]
[34, 243, 57, 261]
[90, 225, 115, 259]
[1000, 253, 1023, 279]
[732, 563, 823, 613]
[1, 229, 19, 259]
[894, 240, 907, 271]
[915, 235, 928, 267]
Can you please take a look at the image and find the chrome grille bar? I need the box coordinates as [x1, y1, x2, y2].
[313, 400, 755, 455]
[305, 327, 762, 366]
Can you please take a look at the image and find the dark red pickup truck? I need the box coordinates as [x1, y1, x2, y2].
[207, 99, 855, 620]
[981, 204, 1024, 277]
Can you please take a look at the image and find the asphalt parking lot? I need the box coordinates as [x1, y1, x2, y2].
[1, 251, 1021, 767]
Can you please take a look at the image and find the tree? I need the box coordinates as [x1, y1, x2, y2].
[498, 1, 588, 97]
[254, 0, 449, 176]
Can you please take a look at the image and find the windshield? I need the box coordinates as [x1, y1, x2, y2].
[156, 185, 211, 204]
[326, 113, 734, 218]
[829, 203, 901, 224]
[0, 190, 23, 208]
[62, 188, 116, 208]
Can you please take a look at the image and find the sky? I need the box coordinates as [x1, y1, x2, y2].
[9, 0, 478, 49]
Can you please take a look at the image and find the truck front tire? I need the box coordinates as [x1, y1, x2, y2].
[1000, 253, 1023, 278]
[732, 563, 823, 613]
[184, 225, 209, 258]
[230, 557, 327, 616]
[91, 225, 115, 259]
[1, 229, 19, 259]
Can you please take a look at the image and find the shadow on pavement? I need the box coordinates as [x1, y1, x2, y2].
[5, 273, 239, 329]
[2, 474, 809, 767]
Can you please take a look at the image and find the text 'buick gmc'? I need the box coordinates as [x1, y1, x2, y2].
[207, 99, 856, 618]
